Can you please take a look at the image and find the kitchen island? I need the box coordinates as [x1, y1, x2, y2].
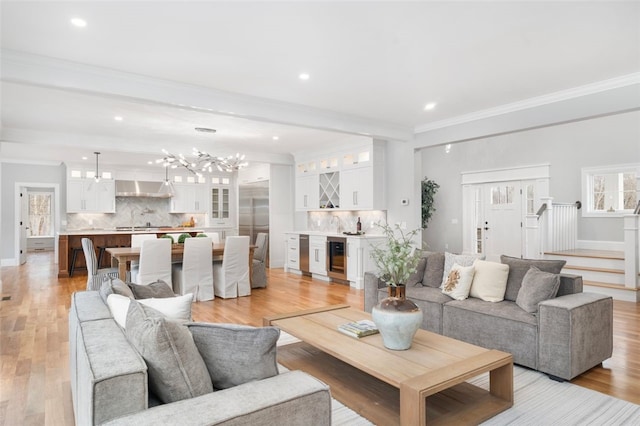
[57, 228, 202, 278]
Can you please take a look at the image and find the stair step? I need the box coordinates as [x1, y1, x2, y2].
[545, 249, 624, 260]
[583, 280, 639, 292]
[564, 265, 624, 275]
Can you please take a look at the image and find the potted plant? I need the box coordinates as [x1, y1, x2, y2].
[369, 221, 424, 350]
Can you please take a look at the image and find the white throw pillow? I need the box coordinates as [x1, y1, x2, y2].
[106, 293, 193, 328]
[469, 259, 510, 302]
[441, 263, 475, 300]
[441, 252, 485, 288]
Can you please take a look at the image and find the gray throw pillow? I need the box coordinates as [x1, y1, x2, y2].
[125, 301, 213, 403]
[516, 267, 561, 314]
[128, 280, 175, 299]
[407, 257, 427, 287]
[187, 323, 280, 390]
[422, 251, 445, 288]
[440, 252, 484, 288]
[500, 255, 566, 302]
[102, 276, 135, 300]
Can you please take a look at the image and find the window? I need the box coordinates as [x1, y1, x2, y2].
[582, 164, 639, 217]
[490, 185, 514, 205]
[29, 193, 53, 237]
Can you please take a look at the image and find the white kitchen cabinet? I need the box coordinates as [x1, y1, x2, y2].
[67, 179, 115, 213]
[170, 184, 208, 213]
[295, 174, 319, 210]
[211, 186, 233, 226]
[346, 237, 385, 289]
[340, 167, 375, 210]
[309, 235, 327, 275]
[286, 233, 300, 270]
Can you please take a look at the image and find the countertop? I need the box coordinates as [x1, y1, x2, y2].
[285, 230, 385, 239]
[58, 228, 203, 236]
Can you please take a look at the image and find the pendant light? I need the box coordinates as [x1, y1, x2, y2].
[94, 152, 101, 182]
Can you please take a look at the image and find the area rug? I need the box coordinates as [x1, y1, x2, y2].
[276, 332, 640, 425]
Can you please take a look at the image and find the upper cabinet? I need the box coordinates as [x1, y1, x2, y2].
[295, 174, 319, 211]
[67, 179, 116, 213]
[211, 176, 234, 227]
[67, 167, 115, 213]
[170, 183, 208, 213]
[295, 140, 385, 211]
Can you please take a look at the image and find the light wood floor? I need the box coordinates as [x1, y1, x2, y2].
[1, 252, 638, 425]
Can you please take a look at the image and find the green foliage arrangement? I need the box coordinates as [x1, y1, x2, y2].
[370, 221, 422, 287]
[196, 233, 208, 238]
[178, 233, 192, 244]
[421, 177, 440, 229]
[159, 234, 174, 243]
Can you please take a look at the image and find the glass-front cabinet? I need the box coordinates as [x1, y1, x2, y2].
[211, 186, 230, 225]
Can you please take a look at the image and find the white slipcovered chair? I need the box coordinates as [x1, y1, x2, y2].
[200, 232, 221, 244]
[130, 238, 172, 285]
[172, 237, 214, 301]
[130, 233, 157, 247]
[213, 236, 250, 299]
[251, 233, 269, 288]
[81, 238, 120, 291]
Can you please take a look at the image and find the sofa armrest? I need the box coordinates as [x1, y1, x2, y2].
[102, 370, 331, 426]
[557, 274, 583, 296]
[364, 272, 386, 312]
[538, 292, 613, 380]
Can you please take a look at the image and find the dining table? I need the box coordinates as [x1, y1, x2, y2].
[106, 243, 257, 284]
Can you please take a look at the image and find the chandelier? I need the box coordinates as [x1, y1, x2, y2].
[157, 148, 248, 175]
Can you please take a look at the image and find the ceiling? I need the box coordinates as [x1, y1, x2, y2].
[1, 1, 639, 168]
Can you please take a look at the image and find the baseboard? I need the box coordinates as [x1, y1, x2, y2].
[1, 258, 18, 267]
[577, 240, 624, 251]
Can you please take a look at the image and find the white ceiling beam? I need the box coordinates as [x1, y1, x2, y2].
[413, 74, 640, 149]
[1, 50, 413, 142]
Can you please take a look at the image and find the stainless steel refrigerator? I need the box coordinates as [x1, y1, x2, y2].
[238, 181, 269, 246]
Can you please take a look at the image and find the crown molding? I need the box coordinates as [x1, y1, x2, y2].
[1, 49, 413, 142]
[415, 72, 640, 134]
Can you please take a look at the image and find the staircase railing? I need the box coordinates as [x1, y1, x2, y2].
[524, 198, 579, 258]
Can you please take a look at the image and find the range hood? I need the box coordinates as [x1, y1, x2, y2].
[115, 180, 173, 198]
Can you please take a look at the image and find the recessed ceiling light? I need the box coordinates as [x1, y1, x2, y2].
[299, 73, 310, 81]
[114, 116, 123, 121]
[82, 156, 88, 160]
[272, 136, 279, 140]
[147, 161, 153, 165]
[70, 18, 87, 28]
[424, 102, 437, 111]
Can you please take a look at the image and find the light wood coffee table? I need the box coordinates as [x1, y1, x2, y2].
[264, 305, 513, 426]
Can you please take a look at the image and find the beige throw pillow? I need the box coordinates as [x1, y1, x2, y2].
[441, 264, 475, 300]
[469, 259, 510, 302]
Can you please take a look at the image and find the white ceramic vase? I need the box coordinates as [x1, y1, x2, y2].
[371, 295, 423, 351]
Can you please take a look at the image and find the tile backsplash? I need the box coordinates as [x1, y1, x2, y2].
[65, 197, 205, 230]
[307, 210, 387, 234]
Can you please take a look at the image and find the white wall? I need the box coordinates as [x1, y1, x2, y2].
[269, 164, 295, 268]
[1, 162, 66, 263]
[419, 110, 640, 253]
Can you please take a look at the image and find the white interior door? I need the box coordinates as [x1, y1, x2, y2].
[19, 188, 28, 264]
[481, 181, 523, 262]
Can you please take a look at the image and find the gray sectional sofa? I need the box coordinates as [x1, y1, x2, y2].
[364, 252, 613, 381]
[69, 291, 331, 425]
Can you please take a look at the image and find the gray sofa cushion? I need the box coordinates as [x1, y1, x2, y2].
[128, 280, 175, 299]
[421, 251, 445, 288]
[443, 298, 538, 368]
[102, 277, 135, 299]
[516, 267, 561, 313]
[125, 301, 213, 403]
[500, 255, 566, 301]
[187, 323, 280, 390]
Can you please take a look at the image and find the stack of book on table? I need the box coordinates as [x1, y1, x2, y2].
[337, 320, 379, 339]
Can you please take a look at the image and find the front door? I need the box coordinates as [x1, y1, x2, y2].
[481, 182, 523, 261]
